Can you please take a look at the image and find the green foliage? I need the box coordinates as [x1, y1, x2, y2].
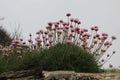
[0, 50, 38, 73]
[104, 69, 120, 73]
[18, 43, 101, 73]
[0, 26, 12, 46]
[0, 43, 101, 73]
[42, 43, 100, 73]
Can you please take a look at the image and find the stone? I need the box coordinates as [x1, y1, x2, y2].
[114, 76, 120, 80]
[43, 71, 75, 80]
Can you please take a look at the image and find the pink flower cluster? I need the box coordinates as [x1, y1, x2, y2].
[0, 39, 28, 59]
[0, 13, 117, 67]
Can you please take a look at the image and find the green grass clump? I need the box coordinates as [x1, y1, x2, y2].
[42, 43, 100, 72]
[0, 43, 101, 73]
[104, 69, 120, 73]
[19, 43, 101, 73]
[0, 27, 12, 46]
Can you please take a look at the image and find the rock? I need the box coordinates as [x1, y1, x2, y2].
[0, 70, 120, 80]
[114, 76, 120, 80]
[0, 69, 44, 79]
[43, 71, 76, 80]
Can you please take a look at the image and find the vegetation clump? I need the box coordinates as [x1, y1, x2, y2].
[0, 27, 12, 46]
[0, 13, 117, 73]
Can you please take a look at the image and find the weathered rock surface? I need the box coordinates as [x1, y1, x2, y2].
[0, 70, 120, 80]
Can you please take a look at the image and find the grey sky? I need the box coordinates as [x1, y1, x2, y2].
[0, 0, 120, 68]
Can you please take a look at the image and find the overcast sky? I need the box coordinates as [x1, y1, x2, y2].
[0, 0, 120, 68]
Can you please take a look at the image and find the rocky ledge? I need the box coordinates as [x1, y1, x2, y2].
[0, 69, 120, 80]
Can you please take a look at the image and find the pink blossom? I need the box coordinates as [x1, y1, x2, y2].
[17, 50, 21, 54]
[39, 29, 44, 34]
[91, 27, 94, 30]
[104, 41, 110, 46]
[12, 40, 19, 44]
[112, 51, 116, 54]
[48, 32, 53, 37]
[20, 39, 23, 41]
[66, 13, 71, 17]
[57, 30, 62, 34]
[74, 18, 79, 23]
[48, 22, 53, 26]
[59, 20, 63, 23]
[36, 31, 40, 35]
[2, 48, 8, 52]
[111, 36, 116, 40]
[70, 18, 74, 22]
[71, 28, 75, 32]
[3, 54, 9, 57]
[101, 49, 106, 53]
[109, 64, 113, 68]
[96, 34, 100, 38]
[45, 43, 50, 47]
[101, 59, 104, 62]
[66, 39, 72, 44]
[29, 33, 32, 37]
[75, 27, 80, 32]
[102, 33, 108, 37]
[28, 39, 32, 43]
[44, 31, 49, 35]
[35, 37, 42, 43]
[107, 54, 110, 57]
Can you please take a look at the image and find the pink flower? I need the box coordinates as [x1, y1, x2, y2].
[102, 33, 108, 37]
[45, 43, 50, 47]
[71, 28, 75, 32]
[101, 49, 106, 53]
[49, 40, 53, 44]
[28, 39, 32, 43]
[64, 25, 69, 30]
[96, 34, 100, 38]
[107, 54, 110, 57]
[94, 26, 99, 31]
[109, 64, 113, 68]
[111, 36, 116, 40]
[3, 54, 9, 57]
[48, 32, 53, 37]
[29, 33, 32, 37]
[35, 37, 42, 43]
[70, 18, 74, 22]
[39, 29, 44, 34]
[20, 39, 23, 41]
[66, 13, 71, 17]
[104, 41, 110, 46]
[48, 22, 53, 26]
[101, 59, 104, 62]
[59, 20, 63, 23]
[93, 40, 97, 44]
[36, 31, 40, 35]
[91, 27, 94, 30]
[57, 30, 62, 34]
[74, 18, 79, 23]
[112, 51, 116, 54]
[2, 48, 8, 52]
[44, 31, 49, 35]
[75, 27, 80, 32]
[54, 22, 59, 27]
[17, 50, 21, 54]
[12, 40, 19, 44]
[66, 39, 72, 44]
[46, 26, 52, 30]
